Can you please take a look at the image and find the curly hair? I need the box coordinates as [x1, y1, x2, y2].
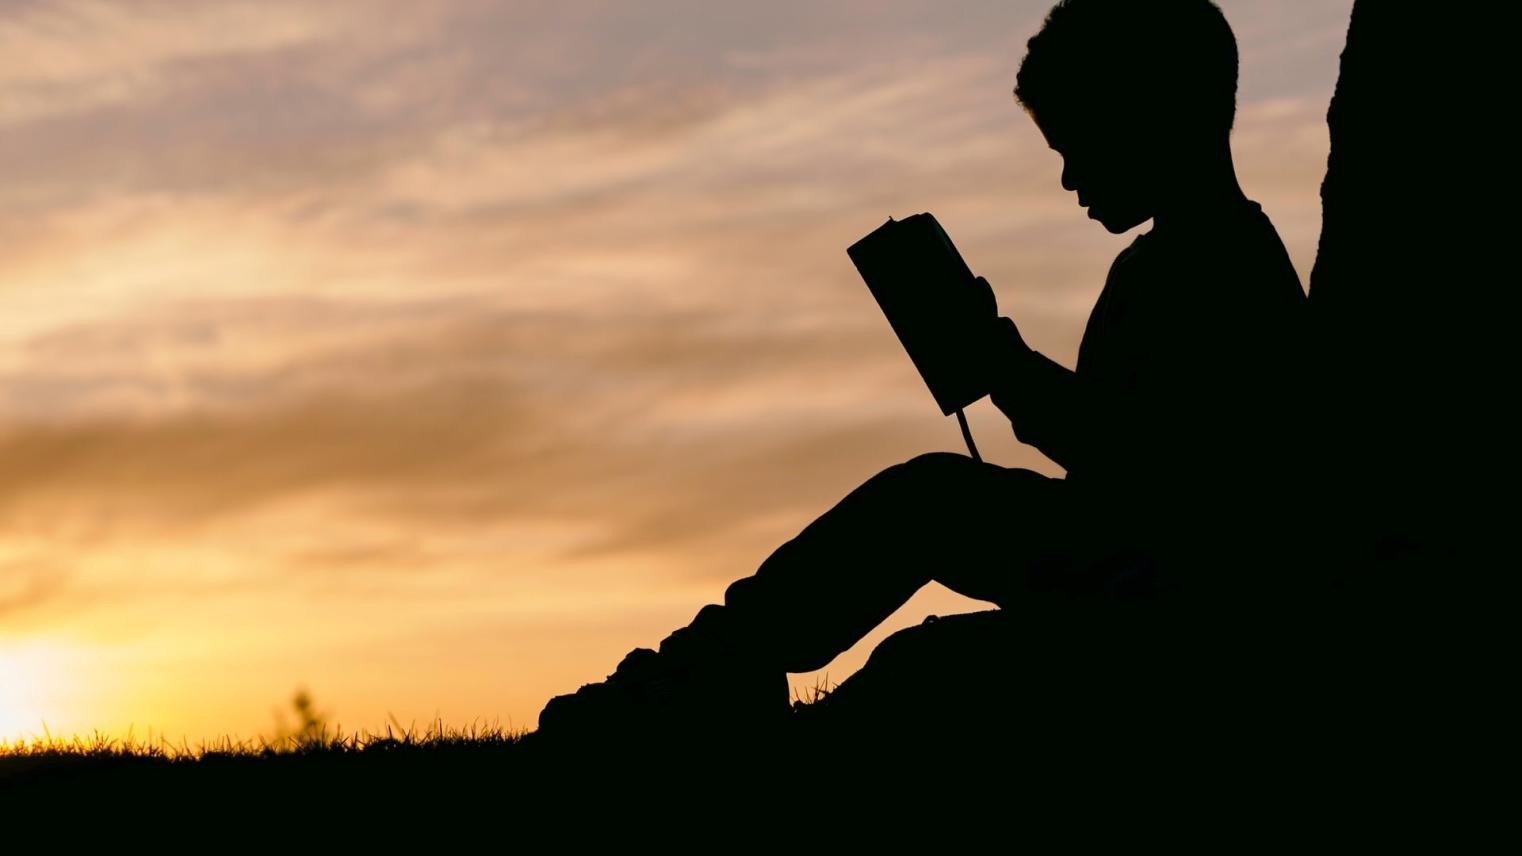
[1014, 0, 1239, 136]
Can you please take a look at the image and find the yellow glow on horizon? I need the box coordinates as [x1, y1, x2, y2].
[0, 639, 68, 740]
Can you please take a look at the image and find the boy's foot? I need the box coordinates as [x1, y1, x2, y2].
[533, 605, 792, 746]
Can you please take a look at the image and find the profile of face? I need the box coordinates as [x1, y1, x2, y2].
[1032, 108, 1156, 234]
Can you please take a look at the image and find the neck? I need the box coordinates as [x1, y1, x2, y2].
[1151, 138, 1247, 230]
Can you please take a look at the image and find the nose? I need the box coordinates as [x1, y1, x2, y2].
[1060, 158, 1078, 194]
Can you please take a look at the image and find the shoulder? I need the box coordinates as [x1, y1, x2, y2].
[1159, 201, 1304, 301]
[1231, 202, 1307, 306]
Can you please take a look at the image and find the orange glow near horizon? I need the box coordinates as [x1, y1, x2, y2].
[0, 640, 59, 739]
[0, 0, 1353, 743]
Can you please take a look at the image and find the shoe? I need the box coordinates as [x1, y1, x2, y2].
[533, 605, 791, 747]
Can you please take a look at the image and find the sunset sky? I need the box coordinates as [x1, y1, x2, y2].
[0, 0, 1354, 742]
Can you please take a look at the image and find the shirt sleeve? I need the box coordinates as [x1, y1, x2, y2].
[988, 341, 1158, 481]
[989, 246, 1305, 496]
[984, 242, 1211, 487]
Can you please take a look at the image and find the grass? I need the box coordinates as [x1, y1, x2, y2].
[2, 723, 553, 821]
[0, 677, 840, 769]
[1, 684, 554, 813]
[1, 716, 526, 763]
[0, 678, 1415, 832]
[0, 684, 839, 811]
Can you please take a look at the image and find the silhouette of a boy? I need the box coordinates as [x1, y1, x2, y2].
[537, 0, 1307, 739]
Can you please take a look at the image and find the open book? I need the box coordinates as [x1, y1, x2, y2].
[847, 212, 993, 417]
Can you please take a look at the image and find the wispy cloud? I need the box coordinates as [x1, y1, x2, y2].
[0, 0, 347, 125]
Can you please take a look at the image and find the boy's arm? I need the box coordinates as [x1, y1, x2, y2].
[982, 316, 1145, 478]
[985, 320, 1085, 473]
[962, 277, 1117, 472]
[989, 342, 1083, 472]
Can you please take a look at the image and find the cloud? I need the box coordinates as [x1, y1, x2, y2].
[0, 2, 1340, 596]
[0, 297, 942, 566]
[0, 0, 351, 126]
[0, 557, 66, 616]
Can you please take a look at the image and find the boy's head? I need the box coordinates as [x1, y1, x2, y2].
[1014, 0, 1239, 233]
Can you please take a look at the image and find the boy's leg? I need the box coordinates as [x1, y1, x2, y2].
[537, 451, 1084, 739]
[705, 451, 1075, 673]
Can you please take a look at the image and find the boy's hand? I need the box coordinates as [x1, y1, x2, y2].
[985, 315, 1032, 394]
[968, 276, 1030, 355]
[972, 274, 998, 318]
[989, 314, 1030, 356]
[978, 314, 1033, 404]
[968, 276, 1032, 400]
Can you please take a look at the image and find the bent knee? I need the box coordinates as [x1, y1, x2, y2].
[905, 450, 974, 469]
[880, 451, 985, 488]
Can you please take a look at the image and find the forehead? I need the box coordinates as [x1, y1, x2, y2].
[1030, 108, 1082, 153]
[1029, 104, 1126, 155]
[1032, 113, 1062, 151]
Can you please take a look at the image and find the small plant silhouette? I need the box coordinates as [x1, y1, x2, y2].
[270, 686, 332, 751]
[792, 674, 838, 709]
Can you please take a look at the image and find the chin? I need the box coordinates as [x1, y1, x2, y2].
[1095, 210, 1151, 234]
